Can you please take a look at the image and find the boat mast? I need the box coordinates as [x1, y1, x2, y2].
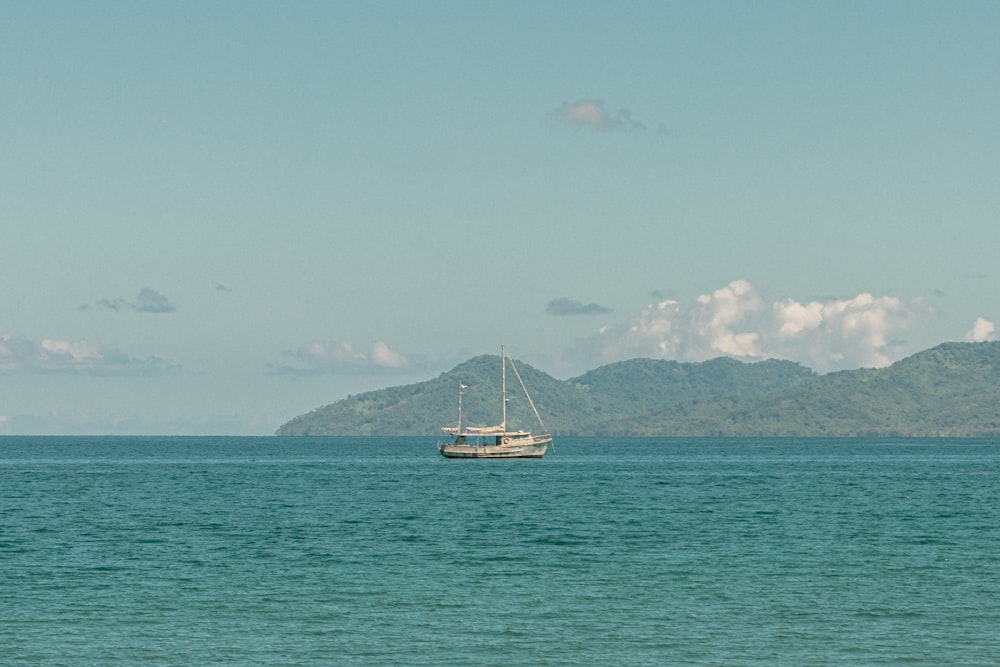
[500, 344, 507, 433]
[457, 376, 464, 431]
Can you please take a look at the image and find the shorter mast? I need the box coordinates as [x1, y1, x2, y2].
[500, 344, 507, 433]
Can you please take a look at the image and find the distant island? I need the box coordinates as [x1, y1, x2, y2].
[276, 341, 1000, 438]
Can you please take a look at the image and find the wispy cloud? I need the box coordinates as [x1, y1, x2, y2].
[270, 340, 419, 376]
[81, 287, 177, 313]
[964, 317, 996, 342]
[546, 297, 613, 316]
[0, 335, 177, 376]
[93, 297, 127, 312]
[552, 99, 646, 132]
[566, 279, 934, 373]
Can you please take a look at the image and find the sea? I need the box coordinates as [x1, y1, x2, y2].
[2, 436, 998, 666]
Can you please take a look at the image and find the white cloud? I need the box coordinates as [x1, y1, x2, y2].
[590, 281, 764, 364]
[273, 339, 414, 375]
[0, 335, 177, 376]
[774, 299, 824, 338]
[767, 292, 920, 370]
[567, 280, 932, 373]
[964, 317, 996, 342]
[552, 99, 645, 132]
[370, 341, 409, 368]
[692, 279, 763, 358]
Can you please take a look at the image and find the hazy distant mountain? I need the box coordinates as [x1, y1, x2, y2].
[275, 341, 1000, 438]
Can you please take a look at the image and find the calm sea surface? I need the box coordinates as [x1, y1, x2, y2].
[2, 437, 998, 666]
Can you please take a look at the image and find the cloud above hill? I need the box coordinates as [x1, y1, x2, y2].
[567, 279, 934, 373]
[0, 335, 177, 376]
[964, 317, 996, 342]
[271, 340, 419, 376]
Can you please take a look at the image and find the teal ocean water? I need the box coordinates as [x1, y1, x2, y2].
[3, 437, 998, 666]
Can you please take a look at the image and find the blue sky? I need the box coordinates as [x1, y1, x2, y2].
[2, 1, 998, 434]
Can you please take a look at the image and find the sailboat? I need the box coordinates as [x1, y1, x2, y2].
[437, 346, 552, 459]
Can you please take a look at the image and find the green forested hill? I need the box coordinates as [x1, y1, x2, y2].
[571, 357, 815, 415]
[275, 341, 1000, 437]
[276, 354, 599, 436]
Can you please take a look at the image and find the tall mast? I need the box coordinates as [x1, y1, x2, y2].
[500, 344, 507, 433]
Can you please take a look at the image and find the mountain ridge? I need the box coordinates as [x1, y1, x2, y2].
[275, 341, 1000, 437]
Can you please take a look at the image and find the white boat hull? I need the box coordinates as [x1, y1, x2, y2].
[438, 437, 550, 459]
